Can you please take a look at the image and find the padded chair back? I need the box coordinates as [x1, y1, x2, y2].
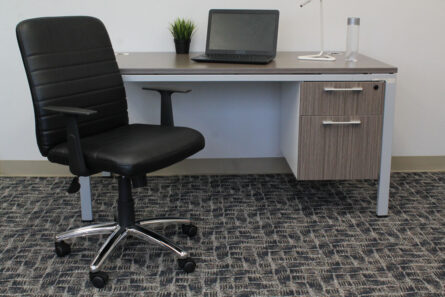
[16, 16, 129, 156]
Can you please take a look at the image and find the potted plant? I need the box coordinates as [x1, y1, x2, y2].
[169, 18, 196, 54]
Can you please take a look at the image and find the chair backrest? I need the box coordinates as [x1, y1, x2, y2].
[16, 16, 129, 156]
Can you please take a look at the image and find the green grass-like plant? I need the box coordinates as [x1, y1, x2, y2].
[169, 18, 196, 41]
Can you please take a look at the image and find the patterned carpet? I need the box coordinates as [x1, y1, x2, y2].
[0, 173, 444, 297]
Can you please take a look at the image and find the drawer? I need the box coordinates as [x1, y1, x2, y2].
[298, 115, 383, 180]
[300, 81, 385, 116]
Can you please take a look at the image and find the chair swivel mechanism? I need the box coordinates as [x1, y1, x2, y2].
[16, 16, 205, 288]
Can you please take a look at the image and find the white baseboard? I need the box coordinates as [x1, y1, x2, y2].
[1, 156, 444, 177]
[0, 158, 291, 177]
[391, 156, 445, 172]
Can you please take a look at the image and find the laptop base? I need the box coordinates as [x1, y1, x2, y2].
[192, 54, 273, 65]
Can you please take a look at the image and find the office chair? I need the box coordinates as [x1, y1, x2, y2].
[16, 16, 205, 288]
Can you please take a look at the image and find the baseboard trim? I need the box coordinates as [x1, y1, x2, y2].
[391, 156, 445, 172]
[1, 156, 444, 177]
[0, 160, 72, 176]
[0, 158, 292, 177]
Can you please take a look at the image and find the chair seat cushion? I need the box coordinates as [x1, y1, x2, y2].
[48, 124, 205, 176]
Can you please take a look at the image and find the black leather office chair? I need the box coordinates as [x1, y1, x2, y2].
[16, 16, 205, 288]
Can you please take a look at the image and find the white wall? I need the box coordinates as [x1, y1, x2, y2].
[1, 0, 444, 160]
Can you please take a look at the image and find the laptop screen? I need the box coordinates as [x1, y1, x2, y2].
[206, 10, 279, 55]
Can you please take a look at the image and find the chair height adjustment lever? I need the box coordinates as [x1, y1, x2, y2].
[131, 175, 147, 188]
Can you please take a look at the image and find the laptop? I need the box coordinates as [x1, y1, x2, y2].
[192, 9, 279, 65]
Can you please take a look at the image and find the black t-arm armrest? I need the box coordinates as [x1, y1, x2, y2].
[142, 87, 192, 126]
[142, 87, 191, 94]
[43, 106, 97, 176]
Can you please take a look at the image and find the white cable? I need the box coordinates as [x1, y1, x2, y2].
[300, 0, 313, 7]
[319, 0, 325, 55]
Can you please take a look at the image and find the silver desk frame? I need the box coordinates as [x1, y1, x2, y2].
[79, 73, 396, 221]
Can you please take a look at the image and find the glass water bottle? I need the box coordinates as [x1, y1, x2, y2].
[345, 17, 360, 62]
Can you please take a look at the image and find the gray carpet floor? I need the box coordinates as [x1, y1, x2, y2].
[0, 173, 444, 296]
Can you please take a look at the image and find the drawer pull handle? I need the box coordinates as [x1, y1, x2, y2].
[323, 87, 363, 92]
[322, 120, 361, 125]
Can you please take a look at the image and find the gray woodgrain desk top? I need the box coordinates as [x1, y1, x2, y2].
[116, 52, 397, 75]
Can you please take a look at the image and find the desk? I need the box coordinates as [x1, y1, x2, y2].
[79, 52, 397, 220]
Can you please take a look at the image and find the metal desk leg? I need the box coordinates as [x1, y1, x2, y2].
[377, 78, 397, 217]
[79, 176, 93, 221]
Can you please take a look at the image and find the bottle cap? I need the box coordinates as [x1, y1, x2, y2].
[347, 17, 360, 25]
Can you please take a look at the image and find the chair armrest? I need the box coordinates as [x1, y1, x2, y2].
[141, 87, 192, 127]
[43, 106, 96, 176]
[142, 87, 191, 94]
[43, 105, 98, 116]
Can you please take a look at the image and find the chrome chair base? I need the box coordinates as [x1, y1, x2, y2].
[55, 217, 196, 273]
[54, 177, 198, 289]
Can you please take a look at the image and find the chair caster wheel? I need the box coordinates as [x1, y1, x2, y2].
[67, 177, 80, 194]
[182, 224, 197, 237]
[89, 271, 109, 288]
[55, 241, 71, 257]
[178, 257, 196, 273]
